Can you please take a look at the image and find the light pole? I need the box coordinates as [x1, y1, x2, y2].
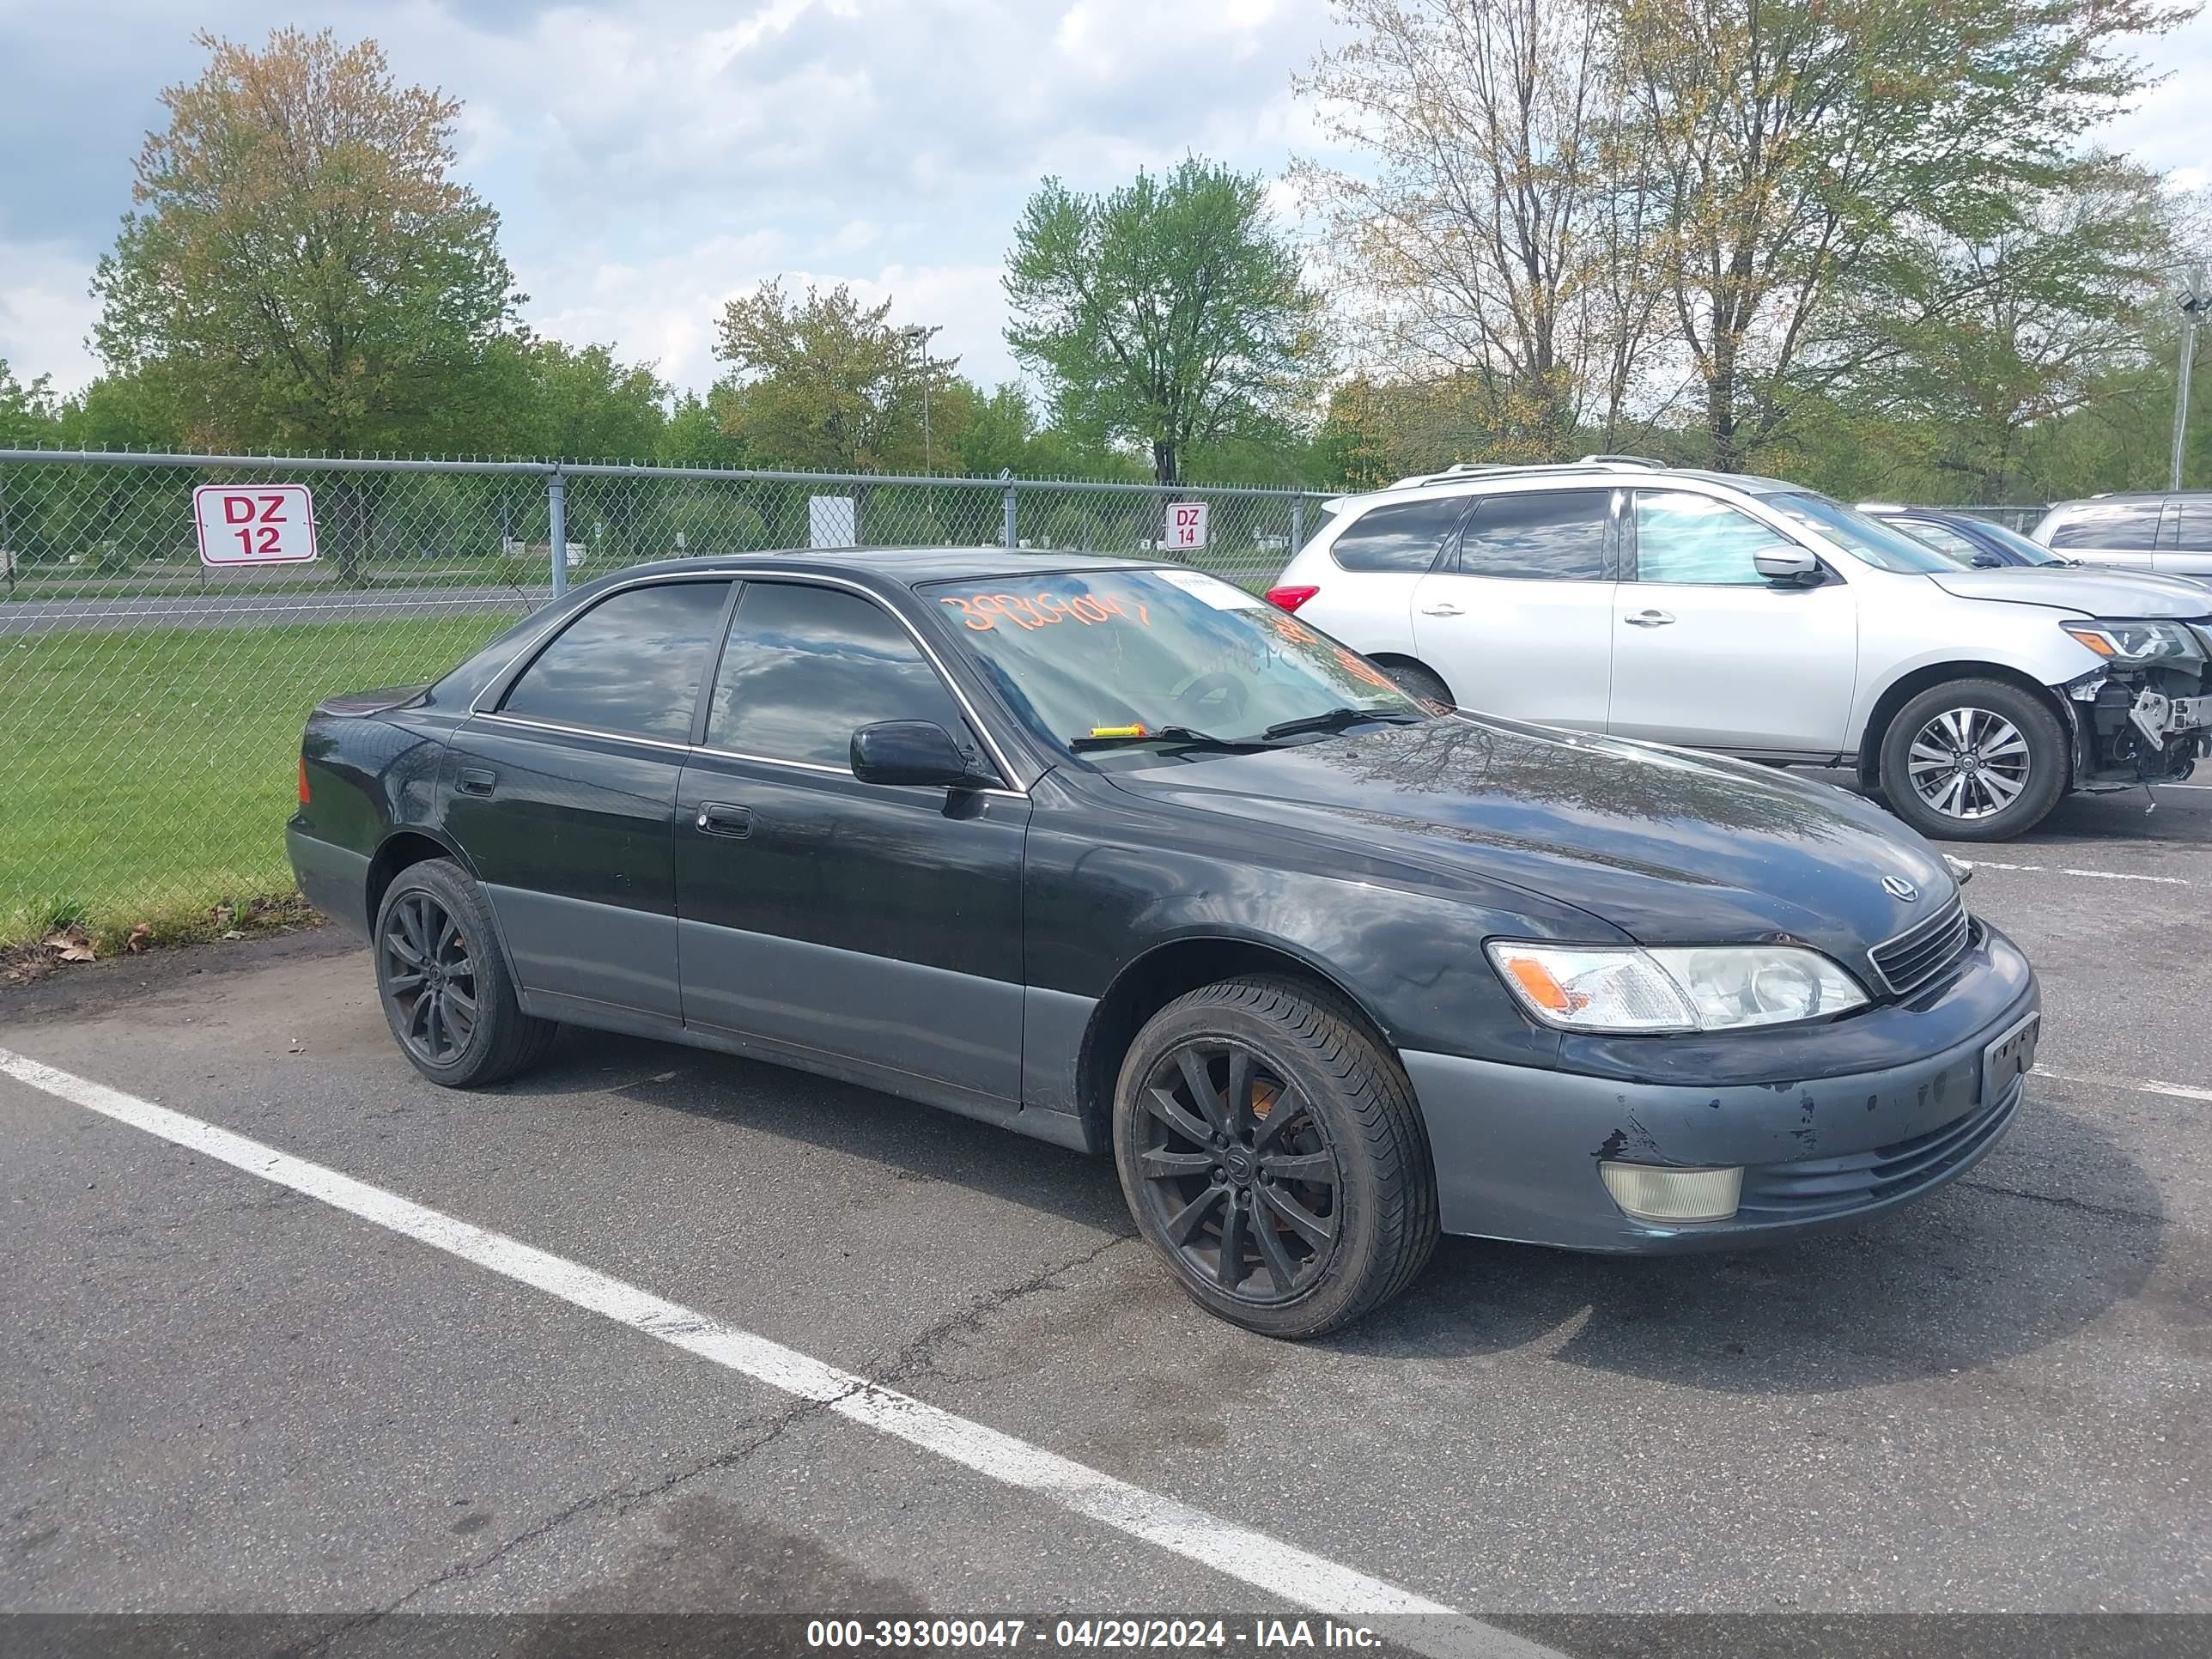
[2174, 264, 2208, 493]
[900, 324, 936, 473]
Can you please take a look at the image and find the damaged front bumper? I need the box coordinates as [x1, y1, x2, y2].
[2059, 655, 2212, 788]
[1401, 920, 2038, 1251]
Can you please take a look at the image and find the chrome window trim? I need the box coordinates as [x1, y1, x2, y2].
[475, 712, 695, 755]
[467, 567, 1033, 795]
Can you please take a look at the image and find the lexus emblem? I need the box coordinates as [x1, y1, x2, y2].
[1883, 876, 1919, 902]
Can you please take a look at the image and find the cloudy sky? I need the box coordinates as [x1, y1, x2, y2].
[2, 0, 2206, 403]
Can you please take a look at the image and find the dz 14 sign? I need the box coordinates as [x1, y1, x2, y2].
[194, 484, 319, 566]
[1165, 501, 1208, 550]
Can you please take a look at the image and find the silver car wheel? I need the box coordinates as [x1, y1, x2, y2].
[1906, 707, 2032, 821]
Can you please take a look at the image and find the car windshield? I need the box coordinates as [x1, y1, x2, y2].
[1974, 518, 2070, 566]
[1765, 492, 1959, 574]
[921, 567, 1429, 763]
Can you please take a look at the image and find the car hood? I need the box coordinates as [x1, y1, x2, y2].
[1104, 715, 1954, 966]
[1928, 567, 2212, 619]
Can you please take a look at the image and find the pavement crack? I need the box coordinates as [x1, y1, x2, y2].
[276, 1382, 863, 1655]
[869, 1231, 1136, 1389]
[1958, 1176, 2164, 1226]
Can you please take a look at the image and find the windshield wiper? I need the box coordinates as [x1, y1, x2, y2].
[1068, 725, 1266, 752]
[1261, 705, 1427, 742]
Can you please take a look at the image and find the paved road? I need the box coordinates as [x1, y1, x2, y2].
[2, 801, 2207, 1655]
[0, 585, 545, 636]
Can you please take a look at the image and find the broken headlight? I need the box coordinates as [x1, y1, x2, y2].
[2059, 619, 2204, 665]
[1487, 941, 1869, 1034]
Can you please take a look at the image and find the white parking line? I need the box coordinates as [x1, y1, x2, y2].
[2035, 1066, 2212, 1104]
[1960, 860, 2191, 885]
[0, 1047, 1552, 1659]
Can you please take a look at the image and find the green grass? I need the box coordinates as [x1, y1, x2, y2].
[1, 614, 520, 950]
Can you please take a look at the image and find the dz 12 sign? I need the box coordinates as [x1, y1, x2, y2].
[194, 484, 319, 566]
[1165, 501, 1209, 550]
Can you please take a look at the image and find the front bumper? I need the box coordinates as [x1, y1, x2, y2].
[1402, 922, 2039, 1251]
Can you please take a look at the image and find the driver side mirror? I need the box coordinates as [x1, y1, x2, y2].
[850, 720, 992, 789]
[1753, 546, 1821, 584]
[1972, 552, 2003, 568]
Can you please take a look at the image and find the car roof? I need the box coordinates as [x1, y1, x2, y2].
[1324, 461, 1798, 511]
[2043, 491, 2212, 508]
[584, 546, 1159, 588]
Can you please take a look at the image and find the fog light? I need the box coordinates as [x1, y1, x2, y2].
[1600, 1162, 1742, 1223]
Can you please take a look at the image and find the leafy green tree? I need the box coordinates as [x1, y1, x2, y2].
[1004, 156, 1328, 483]
[712, 279, 953, 471]
[90, 27, 523, 455]
[1611, 0, 2190, 470]
[0, 361, 61, 447]
[659, 391, 754, 469]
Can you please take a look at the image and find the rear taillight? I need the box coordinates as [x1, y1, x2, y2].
[297, 757, 311, 805]
[1265, 585, 1319, 613]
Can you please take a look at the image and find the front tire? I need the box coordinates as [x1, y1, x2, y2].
[1112, 976, 1438, 1339]
[1876, 678, 2067, 842]
[374, 859, 556, 1087]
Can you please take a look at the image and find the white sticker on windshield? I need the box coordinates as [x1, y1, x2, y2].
[1154, 568, 1264, 609]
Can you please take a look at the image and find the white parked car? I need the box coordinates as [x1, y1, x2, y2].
[2027, 491, 2212, 580]
[1266, 458, 2212, 842]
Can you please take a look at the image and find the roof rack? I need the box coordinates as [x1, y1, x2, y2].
[1386, 453, 1670, 490]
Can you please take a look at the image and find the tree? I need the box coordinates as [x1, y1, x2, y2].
[1611, 0, 2190, 470]
[1855, 159, 2179, 499]
[90, 27, 523, 456]
[712, 279, 954, 471]
[0, 361, 61, 447]
[1294, 0, 1668, 461]
[1004, 157, 1328, 483]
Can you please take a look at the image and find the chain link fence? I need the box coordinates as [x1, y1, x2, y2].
[0, 450, 1317, 949]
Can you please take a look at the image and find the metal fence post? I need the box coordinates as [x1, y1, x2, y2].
[1290, 494, 1304, 558]
[548, 467, 567, 599]
[1001, 471, 1017, 550]
[0, 465, 13, 597]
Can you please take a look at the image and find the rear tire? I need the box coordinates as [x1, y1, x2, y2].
[374, 859, 557, 1087]
[1379, 659, 1454, 712]
[1876, 678, 2067, 842]
[1112, 975, 1438, 1339]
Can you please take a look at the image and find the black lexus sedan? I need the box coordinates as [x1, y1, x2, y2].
[288, 550, 2040, 1338]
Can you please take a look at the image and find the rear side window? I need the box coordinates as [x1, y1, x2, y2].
[499, 580, 732, 742]
[708, 581, 968, 769]
[2175, 501, 2212, 553]
[1328, 497, 1468, 572]
[2048, 501, 2160, 551]
[1456, 490, 1610, 580]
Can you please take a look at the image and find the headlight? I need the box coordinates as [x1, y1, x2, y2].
[2060, 619, 2204, 665]
[1487, 941, 1869, 1033]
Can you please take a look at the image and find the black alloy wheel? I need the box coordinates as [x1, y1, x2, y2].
[380, 890, 477, 1066]
[371, 857, 557, 1087]
[1130, 1040, 1343, 1304]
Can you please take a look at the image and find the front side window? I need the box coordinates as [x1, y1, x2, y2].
[924, 567, 1426, 768]
[1632, 491, 1800, 584]
[708, 581, 969, 769]
[1455, 490, 1609, 580]
[2174, 501, 2212, 554]
[1328, 496, 1468, 572]
[499, 580, 732, 742]
[2047, 501, 2161, 552]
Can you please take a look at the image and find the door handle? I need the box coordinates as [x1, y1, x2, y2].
[456, 767, 496, 797]
[1419, 603, 1465, 617]
[1624, 609, 1675, 627]
[696, 802, 755, 839]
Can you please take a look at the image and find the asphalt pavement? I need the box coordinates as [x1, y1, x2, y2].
[3, 784, 2208, 1656]
[0, 585, 544, 636]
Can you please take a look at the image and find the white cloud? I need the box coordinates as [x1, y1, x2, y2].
[0, 239, 97, 392]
